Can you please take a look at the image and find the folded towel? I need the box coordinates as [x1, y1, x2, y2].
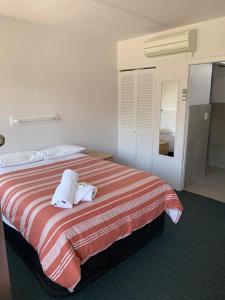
[74, 182, 97, 205]
[51, 169, 79, 208]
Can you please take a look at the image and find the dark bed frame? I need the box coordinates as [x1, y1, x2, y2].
[4, 212, 164, 298]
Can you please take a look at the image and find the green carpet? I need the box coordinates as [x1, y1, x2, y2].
[6, 191, 225, 300]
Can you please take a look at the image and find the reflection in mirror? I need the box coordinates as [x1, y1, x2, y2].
[159, 80, 179, 157]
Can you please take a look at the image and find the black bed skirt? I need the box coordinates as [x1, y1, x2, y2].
[4, 212, 164, 298]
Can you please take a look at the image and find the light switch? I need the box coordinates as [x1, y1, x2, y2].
[204, 112, 209, 120]
[182, 89, 188, 101]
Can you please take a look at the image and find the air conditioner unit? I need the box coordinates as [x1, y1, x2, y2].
[143, 30, 197, 57]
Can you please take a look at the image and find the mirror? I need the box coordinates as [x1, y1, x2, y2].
[159, 80, 179, 157]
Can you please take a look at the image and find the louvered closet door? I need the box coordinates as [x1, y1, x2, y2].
[135, 69, 155, 172]
[118, 71, 137, 167]
[118, 68, 155, 172]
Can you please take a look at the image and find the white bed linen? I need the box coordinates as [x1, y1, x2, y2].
[2, 214, 17, 230]
[0, 153, 86, 174]
[0, 153, 86, 230]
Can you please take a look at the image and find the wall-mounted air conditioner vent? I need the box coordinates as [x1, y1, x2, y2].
[143, 30, 197, 57]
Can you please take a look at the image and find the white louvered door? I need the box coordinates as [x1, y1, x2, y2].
[118, 68, 155, 172]
[118, 71, 137, 167]
[136, 69, 155, 172]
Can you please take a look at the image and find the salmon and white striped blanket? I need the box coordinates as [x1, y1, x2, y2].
[0, 154, 183, 291]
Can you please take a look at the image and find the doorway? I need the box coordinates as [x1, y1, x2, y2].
[184, 62, 225, 203]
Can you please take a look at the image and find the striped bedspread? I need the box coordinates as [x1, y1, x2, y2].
[0, 155, 183, 291]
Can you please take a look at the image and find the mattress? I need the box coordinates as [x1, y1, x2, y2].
[0, 154, 183, 292]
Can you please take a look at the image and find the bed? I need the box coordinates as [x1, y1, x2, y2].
[0, 153, 183, 297]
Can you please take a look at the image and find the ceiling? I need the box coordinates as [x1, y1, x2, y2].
[0, 0, 225, 40]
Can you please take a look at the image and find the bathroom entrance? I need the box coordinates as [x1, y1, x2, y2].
[184, 62, 225, 203]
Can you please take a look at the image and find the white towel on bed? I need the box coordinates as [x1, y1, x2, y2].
[51, 169, 79, 208]
[74, 182, 97, 205]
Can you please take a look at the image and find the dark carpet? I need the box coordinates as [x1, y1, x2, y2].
[6, 191, 225, 300]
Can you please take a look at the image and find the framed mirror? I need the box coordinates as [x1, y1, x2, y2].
[159, 80, 179, 157]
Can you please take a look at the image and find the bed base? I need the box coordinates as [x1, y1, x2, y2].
[4, 212, 164, 298]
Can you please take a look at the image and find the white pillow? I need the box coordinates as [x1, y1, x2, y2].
[0, 151, 44, 167]
[40, 144, 86, 160]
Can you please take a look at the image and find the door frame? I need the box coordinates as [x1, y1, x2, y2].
[181, 56, 225, 189]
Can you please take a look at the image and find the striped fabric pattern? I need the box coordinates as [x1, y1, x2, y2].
[0, 155, 183, 291]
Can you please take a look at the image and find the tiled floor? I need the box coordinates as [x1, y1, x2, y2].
[185, 166, 225, 203]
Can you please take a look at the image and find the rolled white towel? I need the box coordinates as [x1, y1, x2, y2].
[74, 182, 97, 205]
[51, 169, 79, 208]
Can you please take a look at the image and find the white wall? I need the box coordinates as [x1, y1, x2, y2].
[118, 16, 225, 189]
[0, 16, 117, 155]
[211, 64, 225, 103]
[189, 64, 213, 105]
[118, 16, 225, 70]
